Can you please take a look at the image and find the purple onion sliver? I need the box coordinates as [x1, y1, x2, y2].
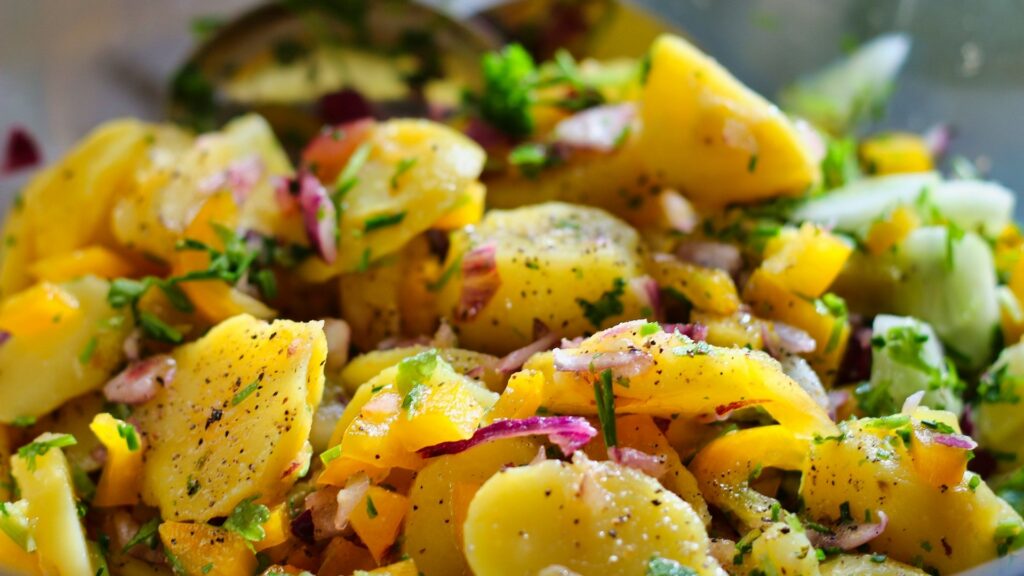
[931, 433, 978, 450]
[297, 172, 338, 264]
[417, 416, 597, 458]
[0, 330, 11, 346]
[2, 126, 41, 174]
[807, 511, 888, 551]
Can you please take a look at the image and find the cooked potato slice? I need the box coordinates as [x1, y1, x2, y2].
[526, 321, 837, 437]
[158, 522, 256, 576]
[463, 455, 724, 576]
[820, 554, 928, 575]
[300, 119, 486, 280]
[404, 438, 539, 576]
[11, 433, 96, 576]
[802, 417, 1023, 574]
[0, 277, 129, 422]
[0, 120, 150, 297]
[438, 202, 650, 355]
[136, 314, 326, 521]
[637, 35, 818, 206]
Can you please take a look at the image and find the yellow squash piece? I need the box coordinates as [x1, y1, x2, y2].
[11, 433, 96, 576]
[0, 119, 149, 297]
[637, 34, 818, 206]
[159, 522, 256, 576]
[859, 132, 934, 176]
[29, 246, 135, 283]
[89, 413, 144, 507]
[463, 455, 724, 576]
[526, 322, 837, 438]
[0, 277, 130, 422]
[136, 315, 326, 521]
[404, 438, 539, 576]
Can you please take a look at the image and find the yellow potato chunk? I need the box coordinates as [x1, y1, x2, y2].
[0, 119, 149, 297]
[404, 438, 539, 576]
[859, 132, 934, 176]
[526, 322, 837, 438]
[637, 35, 818, 206]
[159, 522, 256, 576]
[463, 455, 723, 576]
[136, 314, 326, 521]
[0, 277, 130, 422]
[11, 433, 96, 576]
[820, 554, 928, 575]
[438, 202, 650, 355]
[300, 119, 485, 280]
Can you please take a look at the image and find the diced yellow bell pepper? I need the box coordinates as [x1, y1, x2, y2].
[743, 269, 849, 383]
[89, 413, 144, 507]
[358, 558, 420, 576]
[390, 369, 489, 453]
[350, 486, 410, 563]
[172, 192, 275, 323]
[859, 132, 934, 176]
[29, 246, 134, 283]
[158, 522, 256, 576]
[255, 504, 290, 552]
[761, 223, 852, 298]
[0, 282, 80, 337]
[485, 369, 545, 422]
[339, 387, 424, 472]
[690, 310, 764, 350]
[865, 205, 920, 256]
[432, 182, 485, 230]
[649, 254, 741, 315]
[317, 537, 376, 575]
[616, 414, 711, 526]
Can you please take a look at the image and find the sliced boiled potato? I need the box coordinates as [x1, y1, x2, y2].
[112, 114, 300, 261]
[404, 437, 539, 576]
[11, 433, 96, 576]
[340, 346, 502, 396]
[819, 554, 928, 576]
[300, 119, 486, 280]
[438, 202, 650, 355]
[637, 34, 818, 206]
[158, 522, 256, 576]
[0, 119, 150, 296]
[463, 455, 724, 576]
[0, 277, 129, 422]
[136, 314, 326, 521]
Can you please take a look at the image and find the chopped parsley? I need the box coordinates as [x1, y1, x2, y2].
[645, 556, 697, 576]
[320, 445, 343, 465]
[820, 138, 860, 190]
[231, 378, 261, 406]
[116, 422, 141, 451]
[138, 311, 183, 344]
[223, 495, 271, 547]
[968, 473, 982, 492]
[364, 211, 407, 233]
[334, 141, 373, 202]
[817, 293, 848, 353]
[122, 517, 160, 552]
[78, 336, 98, 365]
[978, 364, 1022, 404]
[474, 44, 538, 138]
[508, 143, 558, 179]
[11, 415, 35, 428]
[17, 434, 77, 471]
[366, 495, 378, 519]
[593, 369, 617, 448]
[390, 158, 417, 190]
[576, 277, 626, 329]
[396, 350, 439, 397]
[639, 322, 661, 336]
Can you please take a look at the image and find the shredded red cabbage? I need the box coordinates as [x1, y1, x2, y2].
[418, 416, 597, 458]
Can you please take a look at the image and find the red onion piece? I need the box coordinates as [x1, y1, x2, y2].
[628, 276, 661, 321]
[930, 432, 978, 450]
[318, 88, 374, 125]
[456, 243, 500, 321]
[198, 155, 264, 205]
[676, 241, 742, 276]
[762, 322, 817, 357]
[295, 172, 338, 264]
[607, 446, 667, 478]
[660, 323, 708, 342]
[465, 117, 510, 152]
[553, 103, 636, 153]
[304, 487, 343, 542]
[418, 416, 597, 458]
[2, 126, 41, 174]
[552, 347, 654, 379]
[496, 331, 560, 374]
[273, 175, 299, 214]
[700, 399, 772, 423]
[837, 324, 873, 384]
[103, 355, 177, 405]
[807, 511, 888, 551]
[0, 330, 11, 346]
[923, 123, 953, 158]
[290, 509, 315, 545]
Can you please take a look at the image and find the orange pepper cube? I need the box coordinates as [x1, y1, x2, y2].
[350, 486, 410, 563]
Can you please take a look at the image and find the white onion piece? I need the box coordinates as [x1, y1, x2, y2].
[103, 355, 176, 405]
[553, 103, 636, 152]
[676, 241, 743, 276]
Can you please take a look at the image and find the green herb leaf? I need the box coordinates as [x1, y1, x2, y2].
[320, 445, 342, 465]
[645, 555, 697, 576]
[390, 158, 417, 190]
[364, 211, 407, 233]
[223, 495, 271, 546]
[396, 350, 439, 397]
[17, 433, 77, 471]
[138, 312, 183, 344]
[576, 277, 626, 329]
[232, 378, 261, 406]
[11, 415, 36, 428]
[78, 336, 99, 365]
[818, 293, 848, 353]
[508, 143, 551, 179]
[366, 495, 378, 519]
[593, 369, 617, 448]
[123, 517, 160, 552]
[476, 44, 537, 138]
[334, 141, 373, 201]
[117, 422, 141, 451]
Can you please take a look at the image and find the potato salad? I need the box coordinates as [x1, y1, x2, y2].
[1, 29, 1022, 576]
